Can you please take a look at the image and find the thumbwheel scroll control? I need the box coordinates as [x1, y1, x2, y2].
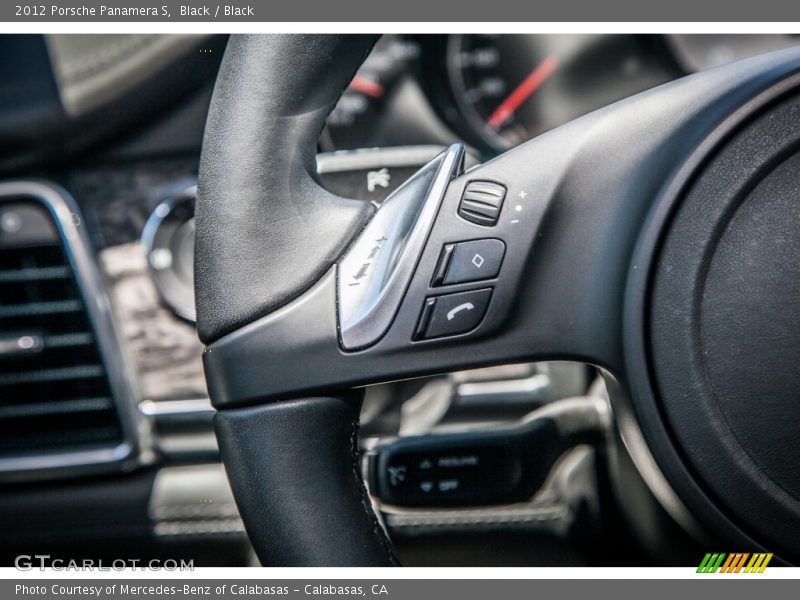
[458, 181, 506, 226]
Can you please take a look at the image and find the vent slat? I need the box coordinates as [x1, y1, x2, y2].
[0, 398, 113, 419]
[0, 427, 121, 451]
[43, 332, 94, 348]
[0, 266, 70, 283]
[0, 300, 83, 318]
[0, 365, 103, 386]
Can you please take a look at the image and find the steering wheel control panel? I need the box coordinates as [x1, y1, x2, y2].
[203, 140, 553, 403]
[367, 414, 560, 507]
[415, 237, 506, 339]
[336, 145, 522, 351]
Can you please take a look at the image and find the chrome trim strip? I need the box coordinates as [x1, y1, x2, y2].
[455, 374, 552, 408]
[0, 181, 147, 480]
[140, 398, 214, 418]
[337, 144, 465, 350]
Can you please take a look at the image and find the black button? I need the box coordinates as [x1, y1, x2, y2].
[442, 239, 505, 285]
[417, 289, 492, 339]
[458, 181, 506, 226]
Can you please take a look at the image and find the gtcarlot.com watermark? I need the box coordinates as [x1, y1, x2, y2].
[15, 555, 194, 571]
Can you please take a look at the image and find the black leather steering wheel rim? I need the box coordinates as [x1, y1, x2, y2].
[197, 35, 397, 566]
[197, 34, 800, 566]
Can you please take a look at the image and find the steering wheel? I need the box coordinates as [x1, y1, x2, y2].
[195, 35, 800, 566]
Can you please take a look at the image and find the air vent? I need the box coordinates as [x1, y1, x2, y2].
[0, 182, 140, 478]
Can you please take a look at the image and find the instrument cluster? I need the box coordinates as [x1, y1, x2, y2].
[325, 34, 800, 156]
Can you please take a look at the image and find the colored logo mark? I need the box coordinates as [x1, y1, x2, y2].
[697, 552, 773, 573]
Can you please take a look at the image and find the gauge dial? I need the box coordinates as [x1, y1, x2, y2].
[447, 34, 559, 149]
[446, 34, 677, 152]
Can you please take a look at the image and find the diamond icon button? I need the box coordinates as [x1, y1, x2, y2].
[441, 239, 505, 285]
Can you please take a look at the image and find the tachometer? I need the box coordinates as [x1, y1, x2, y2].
[447, 34, 560, 150]
[445, 34, 677, 152]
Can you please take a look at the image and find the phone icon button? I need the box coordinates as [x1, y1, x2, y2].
[447, 302, 475, 321]
[417, 289, 492, 339]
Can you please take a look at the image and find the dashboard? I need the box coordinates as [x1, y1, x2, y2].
[1, 33, 799, 567]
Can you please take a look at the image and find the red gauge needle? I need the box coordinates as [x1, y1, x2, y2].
[486, 56, 559, 130]
[348, 75, 385, 99]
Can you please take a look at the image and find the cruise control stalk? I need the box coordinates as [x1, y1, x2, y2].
[366, 395, 610, 508]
